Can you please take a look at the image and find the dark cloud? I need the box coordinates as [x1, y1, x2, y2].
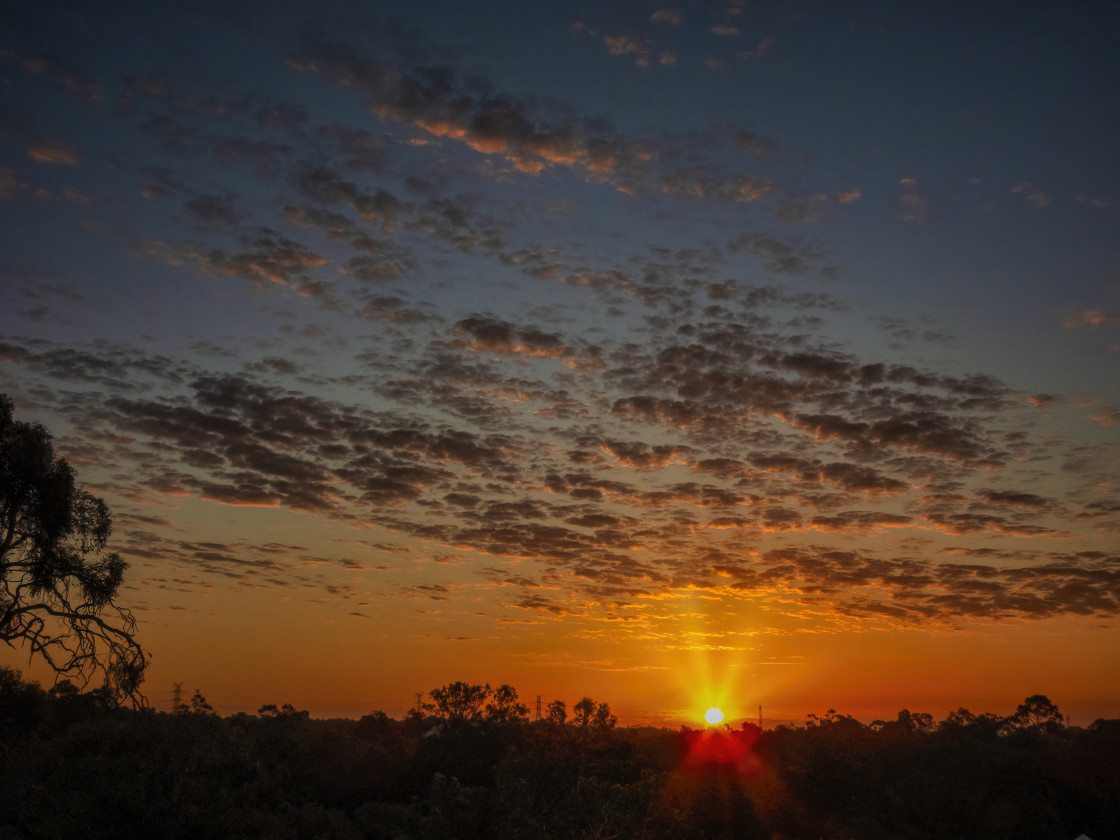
[255, 103, 309, 132]
[210, 136, 292, 177]
[6, 50, 103, 102]
[26, 138, 80, 165]
[314, 124, 386, 172]
[215, 230, 328, 289]
[294, 165, 402, 231]
[727, 233, 822, 274]
[184, 194, 242, 230]
[285, 45, 787, 202]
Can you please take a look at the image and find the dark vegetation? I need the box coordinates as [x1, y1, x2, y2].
[0, 395, 147, 705]
[1, 673, 1117, 840]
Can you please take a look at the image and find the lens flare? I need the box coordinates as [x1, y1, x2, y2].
[704, 706, 724, 725]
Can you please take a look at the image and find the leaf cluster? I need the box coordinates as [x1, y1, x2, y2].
[0, 395, 147, 704]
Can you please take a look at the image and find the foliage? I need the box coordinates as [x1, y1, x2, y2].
[188, 689, 217, 715]
[1009, 693, 1067, 733]
[572, 695, 616, 730]
[545, 698, 567, 726]
[484, 683, 528, 725]
[424, 680, 492, 723]
[0, 395, 147, 705]
[2, 672, 1116, 840]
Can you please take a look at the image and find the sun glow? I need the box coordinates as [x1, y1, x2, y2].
[704, 706, 724, 725]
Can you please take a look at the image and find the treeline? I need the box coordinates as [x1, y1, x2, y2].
[1, 670, 1118, 840]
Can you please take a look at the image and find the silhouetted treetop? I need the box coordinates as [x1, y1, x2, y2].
[425, 681, 492, 723]
[0, 395, 147, 705]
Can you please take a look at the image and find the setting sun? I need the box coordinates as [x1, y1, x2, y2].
[704, 707, 724, 725]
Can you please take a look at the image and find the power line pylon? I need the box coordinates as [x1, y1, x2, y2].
[171, 682, 184, 711]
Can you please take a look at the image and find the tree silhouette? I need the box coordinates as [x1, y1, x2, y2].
[1009, 694, 1065, 733]
[425, 681, 492, 723]
[484, 683, 529, 724]
[593, 700, 617, 730]
[546, 698, 567, 726]
[188, 689, 215, 715]
[573, 696, 596, 728]
[572, 696, 616, 730]
[0, 395, 147, 705]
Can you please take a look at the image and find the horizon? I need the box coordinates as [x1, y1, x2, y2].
[7, 661, 1106, 730]
[2, 0, 1119, 730]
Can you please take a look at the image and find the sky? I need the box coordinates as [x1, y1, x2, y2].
[2, 0, 1119, 727]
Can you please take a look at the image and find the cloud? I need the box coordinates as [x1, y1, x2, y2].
[0, 167, 27, 201]
[1011, 181, 1053, 208]
[4, 327, 1115, 630]
[210, 136, 292, 177]
[294, 166, 401, 231]
[26, 139, 80, 165]
[452, 316, 602, 367]
[740, 37, 775, 60]
[121, 73, 248, 118]
[731, 131, 775, 160]
[1090, 406, 1120, 427]
[658, 168, 774, 203]
[217, 230, 328, 289]
[727, 234, 822, 274]
[1063, 309, 1115, 328]
[604, 34, 654, 68]
[286, 45, 777, 201]
[255, 103, 309, 132]
[6, 50, 103, 101]
[896, 178, 932, 223]
[772, 191, 861, 223]
[184, 195, 242, 230]
[650, 9, 682, 25]
[315, 124, 385, 172]
[1076, 194, 1113, 209]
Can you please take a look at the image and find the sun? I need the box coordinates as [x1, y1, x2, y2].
[704, 706, 724, 725]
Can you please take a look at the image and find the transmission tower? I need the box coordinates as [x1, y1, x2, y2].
[535, 694, 542, 721]
[171, 682, 184, 711]
[414, 691, 424, 713]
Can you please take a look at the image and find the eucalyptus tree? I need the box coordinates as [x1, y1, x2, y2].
[0, 395, 147, 705]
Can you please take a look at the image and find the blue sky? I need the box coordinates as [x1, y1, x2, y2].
[2, 0, 1118, 723]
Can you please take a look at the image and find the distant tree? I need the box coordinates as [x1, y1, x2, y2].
[546, 699, 567, 726]
[257, 702, 309, 724]
[1008, 694, 1065, 733]
[941, 707, 979, 729]
[0, 665, 45, 725]
[940, 707, 1004, 735]
[807, 709, 858, 728]
[188, 689, 215, 715]
[0, 395, 147, 705]
[593, 701, 617, 730]
[402, 706, 428, 738]
[355, 709, 393, 740]
[878, 708, 935, 734]
[484, 683, 529, 724]
[573, 696, 597, 728]
[425, 681, 492, 723]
